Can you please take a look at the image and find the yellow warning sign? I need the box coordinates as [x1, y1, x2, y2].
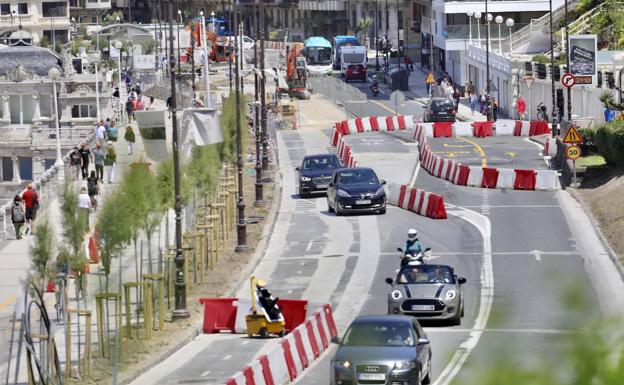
[426, 73, 435, 84]
[562, 124, 583, 144]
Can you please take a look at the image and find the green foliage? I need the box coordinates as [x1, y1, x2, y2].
[59, 183, 89, 296]
[356, 17, 373, 34]
[101, 59, 117, 71]
[155, 159, 192, 209]
[29, 219, 54, 290]
[102, 10, 124, 25]
[577, 128, 598, 155]
[187, 144, 221, 197]
[532, 54, 550, 64]
[90, 34, 108, 50]
[595, 120, 624, 167]
[39, 36, 50, 48]
[124, 126, 136, 143]
[54, 43, 62, 54]
[599, 90, 624, 111]
[220, 92, 247, 162]
[140, 38, 156, 54]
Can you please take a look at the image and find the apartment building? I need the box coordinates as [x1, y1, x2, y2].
[0, 0, 72, 43]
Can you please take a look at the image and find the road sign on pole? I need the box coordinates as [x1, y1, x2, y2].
[523, 76, 535, 88]
[566, 145, 581, 160]
[562, 124, 583, 144]
[561, 73, 576, 88]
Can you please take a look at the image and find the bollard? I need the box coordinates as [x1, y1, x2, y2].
[143, 274, 165, 331]
[211, 202, 227, 250]
[95, 293, 122, 359]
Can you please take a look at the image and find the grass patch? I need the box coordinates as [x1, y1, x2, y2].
[576, 155, 606, 168]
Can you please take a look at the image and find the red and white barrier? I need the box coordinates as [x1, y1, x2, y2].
[224, 304, 338, 385]
[387, 184, 447, 219]
[330, 115, 414, 146]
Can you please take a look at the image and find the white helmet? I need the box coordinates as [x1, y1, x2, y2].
[407, 228, 418, 239]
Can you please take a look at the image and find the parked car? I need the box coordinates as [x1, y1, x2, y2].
[385, 263, 467, 325]
[330, 315, 432, 385]
[296, 154, 342, 197]
[423, 98, 457, 122]
[327, 167, 386, 215]
[345, 64, 367, 82]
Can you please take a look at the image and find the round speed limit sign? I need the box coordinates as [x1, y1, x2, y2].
[566, 145, 581, 160]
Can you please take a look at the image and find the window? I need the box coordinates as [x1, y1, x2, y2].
[42, 1, 67, 17]
[0, 4, 10, 15]
[71, 104, 97, 118]
[17, 2, 27, 14]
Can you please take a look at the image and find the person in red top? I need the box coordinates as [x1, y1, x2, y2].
[517, 95, 527, 121]
[21, 184, 39, 235]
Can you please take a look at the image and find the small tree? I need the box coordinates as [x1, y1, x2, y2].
[28, 218, 54, 292]
[59, 183, 89, 302]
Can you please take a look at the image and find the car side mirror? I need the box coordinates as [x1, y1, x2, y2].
[385, 277, 393, 284]
[458, 277, 467, 285]
[417, 337, 430, 346]
[295, 167, 300, 171]
[381, 180, 387, 185]
[331, 336, 342, 344]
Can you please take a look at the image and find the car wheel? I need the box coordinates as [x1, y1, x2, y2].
[299, 189, 308, 199]
[450, 312, 461, 326]
[421, 360, 431, 385]
[259, 327, 269, 339]
[327, 199, 334, 213]
[378, 206, 386, 215]
[335, 206, 343, 216]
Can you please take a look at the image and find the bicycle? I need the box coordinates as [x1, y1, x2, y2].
[54, 273, 68, 324]
[536, 103, 549, 121]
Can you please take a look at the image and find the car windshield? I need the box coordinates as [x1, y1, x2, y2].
[337, 169, 379, 185]
[342, 322, 415, 347]
[306, 47, 332, 65]
[398, 265, 454, 284]
[302, 157, 340, 170]
[431, 100, 454, 110]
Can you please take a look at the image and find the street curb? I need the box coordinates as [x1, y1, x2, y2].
[119, 323, 201, 385]
[566, 188, 624, 281]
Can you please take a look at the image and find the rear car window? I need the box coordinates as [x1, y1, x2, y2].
[431, 100, 455, 109]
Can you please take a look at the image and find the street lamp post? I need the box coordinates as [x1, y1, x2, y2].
[114, 40, 123, 120]
[167, 0, 190, 320]
[211, 11, 216, 34]
[48, 67, 64, 181]
[495, 15, 503, 54]
[199, 10, 212, 107]
[467, 11, 474, 44]
[375, 0, 380, 71]
[475, 12, 482, 47]
[564, 0, 572, 121]
[253, 0, 264, 206]
[233, 1, 250, 252]
[506, 18, 514, 56]
[260, 0, 269, 171]
[484, 3, 493, 122]
[549, 0, 556, 137]
[177, 9, 182, 76]
[397, 0, 401, 70]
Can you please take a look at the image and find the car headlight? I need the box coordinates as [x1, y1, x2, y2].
[300, 176, 311, 182]
[337, 189, 351, 198]
[445, 290, 457, 300]
[390, 289, 402, 301]
[336, 360, 351, 369]
[394, 361, 416, 370]
[374, 186, 385, 197]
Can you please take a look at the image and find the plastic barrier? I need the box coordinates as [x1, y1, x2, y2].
[354, 118, 364, 133]
[422, 123, 434, 138]
[473, 121, 494, 137]
[453, 121, 473, 136]
[386, 116, 396, 131]
[481, 167, 499, 188]
[530, 120, 550, 136]
[536, 170, 559, 190]
[467, 166, 484, 187]
[433, 122, 453, 137]
[361, 117, 372, 132]
[513, 169, 536, 190]
[456, 165, 470, 186]
[390, 184, 447, 220]
[199, 298, 238, 333]
[494, 120, 516, 136]
[278, 299, 308, 333]
[496, 168, 515, 189]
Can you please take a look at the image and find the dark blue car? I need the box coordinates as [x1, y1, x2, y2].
[327, 167, 386, 215]
[296, 154, 342, 198]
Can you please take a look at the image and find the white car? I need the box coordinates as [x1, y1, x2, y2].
[227, 36, 255, 51]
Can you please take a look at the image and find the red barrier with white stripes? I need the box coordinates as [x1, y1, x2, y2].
[414, 122, 560, 191]
[387, 184, 447, 219]
[224, 304, 338, 385]
[331, 115, 415, 145]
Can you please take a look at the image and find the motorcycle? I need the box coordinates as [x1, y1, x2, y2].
[398, 247, 431, 267]
[370, 82, 380, 97]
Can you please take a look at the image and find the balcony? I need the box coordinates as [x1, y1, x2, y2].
[85, 0, 112, 9]
[445, 23, 527, 40]
[0, 14, 33, 26]
[440, 0, 566, 14]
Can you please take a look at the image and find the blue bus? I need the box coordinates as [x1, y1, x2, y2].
[205, 17, 232, 36]
[333, 35, 359, 70]
[304, 37, 333, 75]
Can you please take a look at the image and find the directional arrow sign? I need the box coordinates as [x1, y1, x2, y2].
[563, 124, 584, 144]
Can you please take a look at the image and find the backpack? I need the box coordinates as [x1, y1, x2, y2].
[88, 179, 97, 195]
[12, 204, 25, 223]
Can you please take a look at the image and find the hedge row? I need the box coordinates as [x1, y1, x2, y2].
[595, 120, 624, 167]
[577, 128, 598, 155]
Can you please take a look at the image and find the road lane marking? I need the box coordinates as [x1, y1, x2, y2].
[201, 370, 211, 377]
[531, 249, 542, 261]
[222, 354, 232, 360]
[0, 295, 16, 311]
[456, 137, 487, 167]
[425, 328, 579, 334]
[305, 241, 313, 252]
[434, 205, 493, 385]
[369, 99, 400, 115]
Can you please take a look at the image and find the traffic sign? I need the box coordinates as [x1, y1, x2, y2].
[575, 75, 593, 85]
[523, 76, 535, 88]
[562, 124, 584, 144]
[561, 73, 576, 88]
[426, 72, 435, 84]
[566, 145, 581, 160]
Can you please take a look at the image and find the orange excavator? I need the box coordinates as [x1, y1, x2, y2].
[284, 42, 308, 99]
[191, 24, 233, 63]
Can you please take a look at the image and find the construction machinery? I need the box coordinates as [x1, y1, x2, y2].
[245, 276, 286, 339]
[283, 42, 308, 99]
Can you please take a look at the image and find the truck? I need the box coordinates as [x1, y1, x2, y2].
[333, 35, 359, 70]
[341, 45, 367, 82]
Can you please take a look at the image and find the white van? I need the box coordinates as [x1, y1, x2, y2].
[340, 46, 367, 81]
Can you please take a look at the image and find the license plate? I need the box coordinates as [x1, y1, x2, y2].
[355, 199, 371, 205]
[317, 184, 328, 189]
[436, 111, 447, 115]
[412, 305, 435, 311]
[358, 373, 386, 381]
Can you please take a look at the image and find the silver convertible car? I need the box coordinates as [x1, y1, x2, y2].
[331, 315, 432, 385]
[385, 264, 467, 325]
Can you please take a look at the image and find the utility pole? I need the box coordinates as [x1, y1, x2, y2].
[234, 1, 250, 252]
[260, 0, 269, 170]
[168, 0, 190, 320]
[397, 0, 401, 69]
[564, 0, 572, 122]
[254, 0, 264, 205]
[485, 0, 493, 121]
[549, 0, 557, 137]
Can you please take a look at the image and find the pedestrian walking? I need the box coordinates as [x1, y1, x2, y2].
[516, 94, 526, 120]
[492, 98, 499, 121]
[147, 96, 156, 111]
[78, 186, 92, 232]
[70, 146, 82, 179]
[440, 77, 449, 97]
[466, 81, 475, 98]
[95, 120, 107, 142]
[10, 195, 25, 239]
[78, 143, 91, 180]
[470, 93, 478, 115]
[479, 90, 487, 114]
[87, 171, 99, 211]
[452, 88, 461, 111]
[92, 143, 105, 182]
[445, 83, 454, 99]
[124, 125, 135, 155]
[21, 184, 39, 235]
[125, 98, 135, 123]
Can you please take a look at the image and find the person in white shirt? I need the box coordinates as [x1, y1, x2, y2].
[78, 186, 92, 232]
[95, 122, 107, 141]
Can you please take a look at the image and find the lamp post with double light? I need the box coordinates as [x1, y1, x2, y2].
[495, 15, 503, 54]
[467, 11, 474, 44]
[506, 18, 514, 56]
[177, 9, 182, 75]
[48, 67, 64, 181]
[484, 4, 493, 122]
[474, 12, 482, 46]
[114, 40, 123, 119]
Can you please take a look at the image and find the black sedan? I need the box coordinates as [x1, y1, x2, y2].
[327, 167, 386, 215]
[423, 98, 456, 122]
[331, 315, 432, 385]
[296, 154, 342, 197]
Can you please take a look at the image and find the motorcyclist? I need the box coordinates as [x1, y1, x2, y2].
[370, 76, 379, 95]
[400, 229, 424, 267]
[256, 279, 283, 321]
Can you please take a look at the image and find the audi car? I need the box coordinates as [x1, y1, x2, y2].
[345, 64, 367, 82]
[296, 154, 342, 197]
[326, 167, 386, 215]
[385, 264, 467, 325]
[423, 98, 456, 122]
[331, 315, 432, 385]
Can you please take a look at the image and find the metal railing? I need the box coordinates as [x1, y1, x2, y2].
[307, 74, 368, 118]
[445, 23, 528, 40]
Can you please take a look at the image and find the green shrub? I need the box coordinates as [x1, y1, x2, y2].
[595, 124, 612, 164]
[595, 120, 624, 167]
[578, 128, 597, 155]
